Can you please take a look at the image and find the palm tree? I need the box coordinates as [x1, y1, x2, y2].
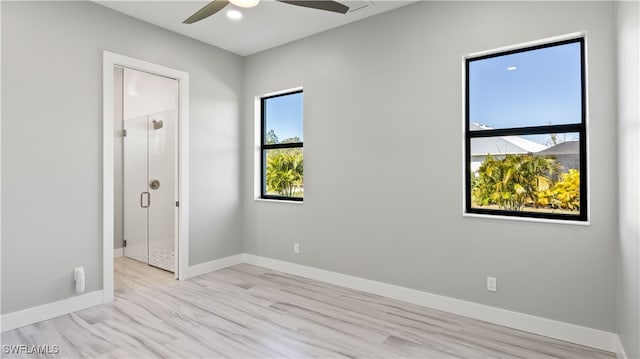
[473, 154, 560, 211]
[266, 149, 303, 197]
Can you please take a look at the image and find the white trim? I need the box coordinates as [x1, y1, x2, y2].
[583, 32, 592, 224]
[463, 213, 590, 226]
[102, 52, 115, 303]
[183, 254, 245, 279]
[177, 71, 190, 282]
[259, 86, 304, 100]
[113, 248, 124, 258]
[103, 51, 190, 304]
[254, 198, 304, 205]
[253, 95, 262, 199]
[0, 1, 4, 330]
[242, 254, 618, 353]
[616, 336, 628, 359]
[465, 32, 585, 59]
[1, 291, 103, 332]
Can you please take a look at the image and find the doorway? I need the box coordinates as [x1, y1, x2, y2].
[118, 67, 178, 273]
[103, 51, 190, 303]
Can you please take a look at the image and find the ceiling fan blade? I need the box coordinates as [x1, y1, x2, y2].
[183, 0, 230, 24]
[276, 1, 349, 14]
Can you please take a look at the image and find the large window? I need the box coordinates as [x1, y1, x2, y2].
[465, 37, 587, 221]
[261, 90, 304, 201]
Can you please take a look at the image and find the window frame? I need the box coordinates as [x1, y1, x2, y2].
[464, 37, 588, 222]
[260, 89, 304, 202]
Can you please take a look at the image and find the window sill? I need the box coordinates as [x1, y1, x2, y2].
[254, 198, 304, 205]
[463, 212, 590, 226]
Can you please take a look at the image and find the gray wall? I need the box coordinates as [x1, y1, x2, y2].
[615, 1, 639, 358]
[1, 0, 631, 341]
[1, 1, 244, 314]
[243, 1, 618, 331]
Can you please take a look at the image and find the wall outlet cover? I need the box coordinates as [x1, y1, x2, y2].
[487, 276, 497, 292]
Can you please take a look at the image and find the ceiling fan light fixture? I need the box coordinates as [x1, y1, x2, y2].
[183, 0, 349, 25]
[229, 0, 259, 8]
[226, 9, 243, 19]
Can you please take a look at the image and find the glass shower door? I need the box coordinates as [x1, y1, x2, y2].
[123, 115, 149, 264]
[147, 109, 176, 272]
[123, 111, 177, 273]
[122, 67, 178, 274]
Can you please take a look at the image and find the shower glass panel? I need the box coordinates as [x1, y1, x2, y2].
[122, 67, 178, 273]
[123, 114, 149, 264]
[148, 109, 176, 272]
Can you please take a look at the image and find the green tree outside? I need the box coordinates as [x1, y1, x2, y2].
[266, 129, 279, 145]
[265, 130, 303, 197]
[471, 153, 579, 212]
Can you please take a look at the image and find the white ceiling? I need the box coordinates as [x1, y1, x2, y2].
[95, 1, 415, 56]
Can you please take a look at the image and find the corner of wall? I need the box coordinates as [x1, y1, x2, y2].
[614, 1, 640, 358]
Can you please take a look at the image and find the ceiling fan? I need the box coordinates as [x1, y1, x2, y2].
[183, 0, 350, 24]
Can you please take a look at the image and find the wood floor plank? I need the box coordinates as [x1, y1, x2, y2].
[1, 258, 616, 359]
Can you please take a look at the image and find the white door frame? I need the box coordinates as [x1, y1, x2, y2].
[102, 51, 189, 303]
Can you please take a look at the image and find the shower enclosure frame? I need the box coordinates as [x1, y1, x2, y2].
[102, 51, 190, 304]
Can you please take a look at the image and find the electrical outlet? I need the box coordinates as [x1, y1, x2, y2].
[293, 243, 300, 254]
[74, 267, 85, 294]
[487, 277, 497, 292]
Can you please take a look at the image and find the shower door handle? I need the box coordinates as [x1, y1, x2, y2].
[140, 192, 150, 208]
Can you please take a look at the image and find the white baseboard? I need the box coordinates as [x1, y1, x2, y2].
[242, 254, 618, 353]
[0, 253, 244, 333]
[616, 336, 628, 359]
[1, 290, 103, 332]
[183, 253, 244, 279]
[114, 247, 123, 258]
[0, 253, 620, 354]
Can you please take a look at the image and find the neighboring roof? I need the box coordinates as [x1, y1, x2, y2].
[470, 123, 547, 156]
[469, 123, 493, 131]
[536, 141, 580, 155]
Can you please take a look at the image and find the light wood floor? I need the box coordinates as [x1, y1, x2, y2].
[2, 257, 615, 358]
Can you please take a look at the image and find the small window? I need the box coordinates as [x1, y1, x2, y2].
[261, 90, 304, 201]
[465, 37, 587, 221]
